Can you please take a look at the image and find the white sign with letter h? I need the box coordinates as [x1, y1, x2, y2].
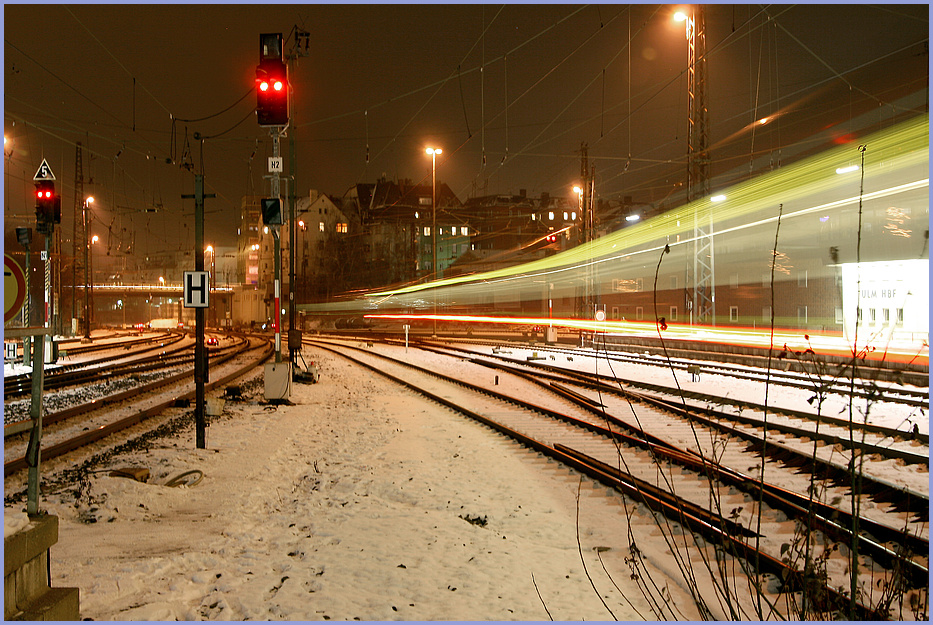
[183, 271, 210, 308]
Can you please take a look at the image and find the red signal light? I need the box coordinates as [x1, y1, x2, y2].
[256, 78, 284, 93]
[256, 57, 289, 126]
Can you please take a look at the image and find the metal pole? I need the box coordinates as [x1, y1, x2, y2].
[431, 151, 437, 338]
[288, 127, 298, 364]
[44, 237, 52, 360]
[83, 201, 91, 340]
[193, 174, 207, 449]
[271, 128, 283, 363]
[26, 329, 46, 516]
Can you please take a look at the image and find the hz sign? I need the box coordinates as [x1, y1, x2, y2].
[183, 271, 210, 308]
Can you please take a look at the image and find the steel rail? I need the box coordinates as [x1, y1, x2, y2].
[416, 340, 927, 446]
[4, 338, 272, 474]
[309, 338, 892, 620]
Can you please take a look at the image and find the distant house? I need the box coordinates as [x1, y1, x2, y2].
[341, 177, 463, 289]
[445, 191, 579, 277]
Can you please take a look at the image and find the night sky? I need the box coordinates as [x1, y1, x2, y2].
[4, 4, 928, 256]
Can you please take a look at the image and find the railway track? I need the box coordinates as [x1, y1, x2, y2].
[417, 341, 930, 475]
[4, 333, 193, 399]
[408, 335, 929, 408]
[3, 335, 273, 479]
[3, 333, 246, 402]
[307, 337, 928, 620]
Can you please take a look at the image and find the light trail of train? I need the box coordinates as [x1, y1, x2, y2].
[363, 313, 928, 366]
[301, 115, 929, 365]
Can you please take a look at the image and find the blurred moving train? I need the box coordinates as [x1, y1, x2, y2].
[301, 115, 929, 356]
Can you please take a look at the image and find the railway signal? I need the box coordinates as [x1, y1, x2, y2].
[33, 160, 61, 234]
[256, 33, 288, 127]
[261, 197, 282, 225]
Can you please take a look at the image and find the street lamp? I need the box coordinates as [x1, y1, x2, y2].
[87, 233, 99, 339]
[205, 245, 215, 328]
[425, 147, 442, 337]
[83, 197, 95, 341]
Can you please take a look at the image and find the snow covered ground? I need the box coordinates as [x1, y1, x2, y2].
[4, 339, 929, 620]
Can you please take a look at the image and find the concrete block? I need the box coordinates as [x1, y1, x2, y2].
[14, 586, 80, 621]
[5, 515, 57, 577]
[4, 514, 80, 620]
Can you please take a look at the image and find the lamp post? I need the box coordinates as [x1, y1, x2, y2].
[425, 147, 442, 337]
[87, 234, 98, 336]
[206, 245, 215, 328]
[83, 197, 94, 341]
[674, 6, 714, 326]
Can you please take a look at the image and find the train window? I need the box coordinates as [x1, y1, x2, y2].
[798, 306, 808, 324]
[669, 306, 678, 321]
[611, 306, 619, 319]
[636, 278, 644, 292]
[835, 307, 844, 324]
[730, 306, 738, 322]
[636, 306, 644, 320]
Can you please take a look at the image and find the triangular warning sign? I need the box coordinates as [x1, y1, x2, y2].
[33, 159, 56, 181]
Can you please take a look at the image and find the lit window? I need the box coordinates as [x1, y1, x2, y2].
[319, 222, 325, 232]
[563, 212, 568, 220]
[548, 211, 554, 220]
[571, 212, 576, 220]
[336, 223, 348, 233]
[424, 226, 431, 237]
[461, 226, 468, 236]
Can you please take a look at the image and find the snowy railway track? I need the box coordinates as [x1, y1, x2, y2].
[308, 338, 927, 620]
[3, 336, 273, 481]
[406, 335, 929, 405]
[413, 341, 930, 484]
[3, 336, 198, 399]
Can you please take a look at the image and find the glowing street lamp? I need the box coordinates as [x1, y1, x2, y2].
[86, 233, 100, 339]
[425, 147, 442, 337]
[83, 197, 95, 340]
[205, 245, 216, 327]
